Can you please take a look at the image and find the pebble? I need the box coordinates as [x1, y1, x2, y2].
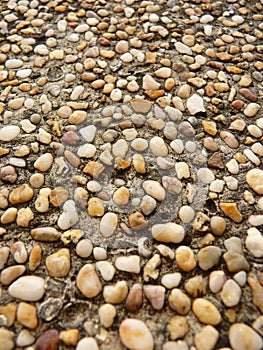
[152, 223, 184, 243]
[194, 326, 219, 350]
[246, 169, 263, 194]
[245, 228, 263, 257]
[93, 247, 107, 261]
[161, 273, 182, 289]
[168, 289, 191, 315]
[46, 249, 70, 278]
[0, 166, 17, 184]
[197, 168, 215, 184]
[96, 261, 116, 281]
[76, 337, 99, 350]
[220, 279, 241, 307]
[0, 126, 20, 142]
[8, 276, 45, 301]
[149, 136, 168, 156]
[143, 180, 166, 201]
[76, 264, 102, 298]
[35, 329, 59, 350]
[58, 200, 79, 230]
[169, 316, 189, 340]
[197, 246, 221, 271]
[100, 212, 118, 237]
[209, 271, 226, 293]
[220, 202, 243, 223]
[113, 187, 130, 206]
[59, 329, 79, 346]
[229, 323, 263, 350]
[115, 255, 140, 274]
[31, 227, 61, 242]
[176, 246, 196, 272]
[17, 302, 38, 329]
[1, 265, 26, 285]
[34, 153, 53, 172]
[192, 298, 221, 325]
[9, 184, 33, 205]
[0, 328, 14, 350]
[103, 281, 128, 304]
[16, 329, 35, 347]
[119, 319, 154, 350]
[186, 94, 205, 114]
[99, 304, 116, 328]
[126, 284, 143, 312]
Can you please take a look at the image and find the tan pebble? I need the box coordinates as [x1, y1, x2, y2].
[76, 264, 102, 298]
[168, 289, 191, 315]
[244, 103, 260, 117]
[29, 173, 44, 188]
[126, 283, 143, 312]
[143, 285, 165, 310]
[1, 265, 26, 285]
[210, 216, 226, 235]
[100, 212, 118, 237]
[0, 303, 16, 326]
[59, 329, 79, 346]
[57, 106, 72, 118]
[34, 153, 53, 172]
[17, 302, 38, 329]
[129, 212, 147, 230]
[192, 298, 221, 325]
[220, 202, 242, 223]
[184, 275, 206, 297]
[0, 328, 14, 350]
[202, 120, 217, 135]
[246, 169, 263, 195]
[169, 316, 189, 340]
[176, 246, 196, 272]
[49, 187, 69, 207]
[88, 198, 104, 217]
[9, 184, 33, 205]
[68, 110, 87, 124]
[103, 281, 128, 304]
[194, 325, 219, 350]
[46, 248, 70, 278]
[220, 131, 239, 148]
[223, 251, 250, 273]
[1, 208, 17, 224]
[29, 245, 42, 271]
[99, 304, 116, 328]
[17, 207, 34, 227]
[221, 279, 241, 307]
[119, 319, 154, 350]
[31, 227, 61, 242]
[83, 161, 105, 179]
[248, 275, 263, 314]
[113, 187, 130, 206]
[229, 323, 263, 350]
[198, 246, 222, 271]
[133, 154, 146, 174]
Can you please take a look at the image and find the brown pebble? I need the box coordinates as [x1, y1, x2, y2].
[239, 88, 257, 102]
[232, 100, 245, 109]
[17, 302, 38, 329]
[219, 202, 242, 223]
[208, 152, 224, 169]
[35, 329, 59, 350]
[126, 283, 143, 312]
[29, 245, 42, 271]
[129, 212, 147, 230]
[9, 184, 34, 204]
[49, 187, 69, 207]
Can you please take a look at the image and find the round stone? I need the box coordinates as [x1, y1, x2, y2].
[229, 323, 263, 350]
[8, 276, 45, 301]
[192, 298, 221, 326]
[246, 169, 263, 194]
[119, 319, 154, 350]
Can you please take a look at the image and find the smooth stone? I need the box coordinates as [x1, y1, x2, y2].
[103, 281, 128, 304]
[149, 136, 168, 156]
[186, 94, 205, 114]
[9, 184, 33, 205]
[100, 213, 118, 237]
[76, 239, 93, 258]
[245, 228, 263, 257]
[76, 337, 99, 350]
[0, 328, 14, 350]
[209, 270, 226, 293]
[34, 329, 59, 350]
[16, 329, 35, 347]
[246, 169, 263, 194]
[229, 323, 263, 350]
[220, 279, 241, 307]
[198, 246, 222, 271]
[143, 285, 165, 310]
[31, 227, 61, 242]
[99, 304, 116, 328]
[58, 200, 79, 230]
[152, 223, 185, 243]
[194, 325, 219, 350]
[126, 284, 143, 312]
[119, 319, 154, 350]
[8, 276, 45, 301]
[115, 255, 140, 274]
[161, 273, 182, 289]
[143, 180, 166, 201]
[176, 246, 196, 272]
[192, 298, 221, 325]
[0, 126, 20, 142]
[46, 249, 70, 278]
[96, 261, 116, 281]
[76, 264, 102, 298]
[34, 153, 53, 172]
[168, 289, 191, 315]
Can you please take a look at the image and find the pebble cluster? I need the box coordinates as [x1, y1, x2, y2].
[0, 0, 263, 349]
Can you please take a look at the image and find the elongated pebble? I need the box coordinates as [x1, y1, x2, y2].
[119, 319, 154, 350]
[8, 276, 45, 301]
[152, 223, 184, 243]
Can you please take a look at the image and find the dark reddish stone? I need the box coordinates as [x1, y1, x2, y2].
[126, 283, 143, 312]
[62, 131, 80, 145]
[232, 100, 245, 110]
[239, 88, 257, 102]
[208, 152, 224, 169]
[35, 329, 59, 350]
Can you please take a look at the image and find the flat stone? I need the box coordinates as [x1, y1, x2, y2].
[0, 126, 20, 142]
[186, 94, 205, 115]
[219, 202, 242, 223]
[100, 212, 118, 237]
[152, 223, 185, 243]
[115, 255, 140, 274]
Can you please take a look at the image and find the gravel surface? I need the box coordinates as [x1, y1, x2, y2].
[0, 0, 263, 349]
